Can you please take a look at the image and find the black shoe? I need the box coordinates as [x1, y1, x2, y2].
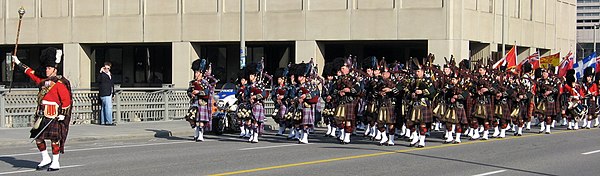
[517, 134, 522, 136]
[105, 123, 116, 126]
[545, 132, 551, 134]
[193, 137, 198, 142]
[417, 145, 424, 148]
[36, 163, 50, 171]
[47, 167, 59, 172]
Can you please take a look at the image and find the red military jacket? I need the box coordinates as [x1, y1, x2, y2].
[563, 84, 585, 98]
[584, 82, 598, 97]
[25, 67, 72, 110]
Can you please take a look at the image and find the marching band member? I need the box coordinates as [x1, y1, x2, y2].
[563, 70, 584, 130]
[186, 59, 212, 142]
[14, 47, 72, 171]
[295, 63, 320, 144]
[534, 68, 559, 134]
[236, 73, 250, 138]
[321, 63, 337, 137]
[582, 67, 598, 129]
[444, 73, 469, 143]
[406, 58, 436, 148]
[376, 62, 400, 146]
[333, 58, 362, 144]
[470, 63, 495, 140]
[271, 68, 289, 136]
[241, 63, 267, 143]
[362, 57, 380, 140]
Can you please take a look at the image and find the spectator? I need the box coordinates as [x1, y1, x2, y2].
[97, 62, 115, 126]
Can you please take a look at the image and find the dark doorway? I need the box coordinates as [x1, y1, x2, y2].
[89, 43, 172, 87]
[0, 44, 62, 88]
[320, 40, 428, 65]
[196, 42, 295, 86]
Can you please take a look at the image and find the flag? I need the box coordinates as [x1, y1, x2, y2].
[539, 52, 560, 69]
[573, 52, 597, 79]
[596, 54, 600, 72]
[492, 58, 505, 69]
[516, 52, 540, 71]
[505, 46, 517, 69]
[558, 51, 574, 77]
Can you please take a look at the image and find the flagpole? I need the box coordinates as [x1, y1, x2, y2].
[502, 0, 506, 59]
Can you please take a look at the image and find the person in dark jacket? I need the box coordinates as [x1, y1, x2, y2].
[97, 61, 115, 125]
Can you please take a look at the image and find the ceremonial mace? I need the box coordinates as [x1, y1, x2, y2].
[8, 7, 26, 92]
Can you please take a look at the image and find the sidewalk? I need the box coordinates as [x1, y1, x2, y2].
[0, 119, 279, 147]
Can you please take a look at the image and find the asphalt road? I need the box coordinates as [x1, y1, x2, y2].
[0, 125, 599, 176]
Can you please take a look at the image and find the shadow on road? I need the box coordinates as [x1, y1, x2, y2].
[145, 129, 190, 141]
[0, 156, 37, 169]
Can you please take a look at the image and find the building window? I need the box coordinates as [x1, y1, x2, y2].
[0, 46, 63, 88]
[578, 6, 600, 10]
[578, 0, 600, 3]
[578, 13, 600, 16]
[92, 44, 172, 87]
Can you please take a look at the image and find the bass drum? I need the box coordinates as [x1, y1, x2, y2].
[571, 104, 588, 120]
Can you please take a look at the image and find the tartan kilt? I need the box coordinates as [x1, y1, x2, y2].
[197, 102, 211, 122]
[252, 103, 266, 122]
[345, 100, 358, 121]
[473, 102, 494, 120]
[432, 102, 447, 120]
[377, 106, 395, 124]
[335, 100, 358, 122]
[544, 101, 558, 116]
[30, 117, 63, 141]
[409, 105, 432, 123]
[302, 106, 315, 125]
[465, 96, 474, 119]
[586, 99, 596, 116]
[273, 105, 287, 124]
[510, 106, 521, 122]
[364, 101, 378, 122]
[443, 108, 459, 124]
[455, 107, 469, 124]
[494, 104, 511, 121]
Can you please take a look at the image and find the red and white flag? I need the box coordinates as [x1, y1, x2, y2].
[558, 51, 574, 77]
[516, 52, 540, 71]
[493, 46, 517, 70]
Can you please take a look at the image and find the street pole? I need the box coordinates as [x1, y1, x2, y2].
[595, 25, 598, 53]
[240, 0, 246, 70]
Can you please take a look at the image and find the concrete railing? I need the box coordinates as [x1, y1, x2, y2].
[0, 85, 275, 128]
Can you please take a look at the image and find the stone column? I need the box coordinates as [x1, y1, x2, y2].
[63, 43, 91, 89]
[295, 40, 325, 74]
[428, 39, 469, 65]
[172, 42, 200, 89]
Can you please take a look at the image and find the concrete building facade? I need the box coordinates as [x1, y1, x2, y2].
[0, 0, 576, 88]
[577, 0, 600, 57]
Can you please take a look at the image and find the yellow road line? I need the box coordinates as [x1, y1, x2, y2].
[209, 128, 597, 176]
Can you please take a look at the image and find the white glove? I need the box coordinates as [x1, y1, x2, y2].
[55, 49, 63, 63]
[57, 115, 65, 121]
[12, 55, 20, 65]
